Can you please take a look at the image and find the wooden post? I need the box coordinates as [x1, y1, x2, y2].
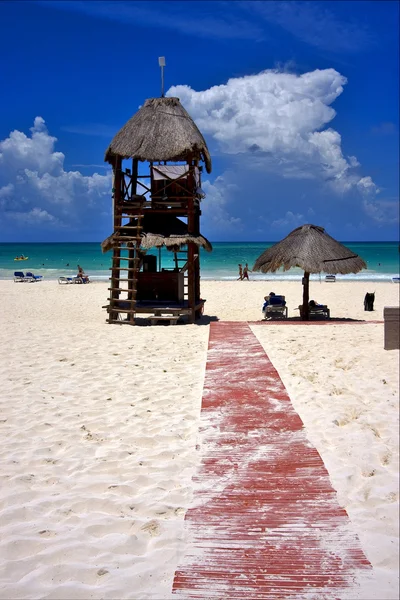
[187, 159, 196, 322]
[131, 158, 138, 197]
[110, 156, 122, 322]
[193, 160, 201, 309]
[302, 271, 310, 321]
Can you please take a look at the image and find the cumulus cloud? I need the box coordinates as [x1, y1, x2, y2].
[363, 198, 399, 224]
[201, 176, 242, 232]
[168, 68, 378, 196]
[6, 207, 61, 226]
[271, 211, 305, 228]
[0, 117, 111, 229]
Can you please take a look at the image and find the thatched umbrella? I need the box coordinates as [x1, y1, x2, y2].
[101, 213, 212, 254]
[104, 97, 212, 173]
[252, 224, 367, 320]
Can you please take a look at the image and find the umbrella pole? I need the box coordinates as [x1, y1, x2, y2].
[302, 271, 310, 320]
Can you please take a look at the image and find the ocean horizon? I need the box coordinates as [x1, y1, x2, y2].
[1, 241, 399, 282]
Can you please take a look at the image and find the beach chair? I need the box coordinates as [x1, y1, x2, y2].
[263, 295, 288, 319]
[325, 275, 336, 282]
[14, 271, 33, 283]
[74, 275, 90, 284]
[58, 276, 74, 284]
[298, 303, 330, 319]
[25, 271, 43, 281]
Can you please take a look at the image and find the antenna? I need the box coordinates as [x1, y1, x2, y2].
[158, 56, 166, 97]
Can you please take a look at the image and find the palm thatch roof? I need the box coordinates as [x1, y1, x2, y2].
[253, 224, 366, 274]
[104, 97, 212, 173]
[101, 214, 212, 254]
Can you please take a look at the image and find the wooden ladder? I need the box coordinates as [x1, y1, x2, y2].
[107, 208, 144, 324]
[174, 249, 189, 303]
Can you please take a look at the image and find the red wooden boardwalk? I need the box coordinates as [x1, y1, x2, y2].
[173, 322, 371, 599]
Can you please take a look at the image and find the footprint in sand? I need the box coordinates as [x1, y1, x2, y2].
[38, 530, 57, 538]
[140, 520, 160, 537]
[380, 451, 392, 466]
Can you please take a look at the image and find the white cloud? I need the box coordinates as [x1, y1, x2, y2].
[0, 117, 111, 230]
[201, 176, 242, 232]
[363, 198, 399, 224]
[357, 176, 379, 194]
[0, 183, 14, 199]
[6, 207, 61, 225]
[271, 211, 304, 228]
[168, 68, 378, 196]
[40, 0, 263, 41]
[242, 1, 373, 52]
[371, 122, 397, 135]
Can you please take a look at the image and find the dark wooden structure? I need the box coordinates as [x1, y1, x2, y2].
[102, 97, 212, 325]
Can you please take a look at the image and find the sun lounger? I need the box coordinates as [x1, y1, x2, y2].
[74, 276, 90, 284]
[298, 304, 330, 319]
[14, 271, 34, 282]
[58, 276, 90, 284]
[263, 295, 288, 319]
[325, 275, 336, 282]
[25, 271, 43, 281]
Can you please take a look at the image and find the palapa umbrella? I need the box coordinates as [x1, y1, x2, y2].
[105, 97, 212, 173]
[252, 224, 367, 320]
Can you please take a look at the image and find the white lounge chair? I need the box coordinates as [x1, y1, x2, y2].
[298, 303, 330, 319]
[14, 271, 34, 283]
[325, 275, 336, 282]
[262, 295, 288, 319]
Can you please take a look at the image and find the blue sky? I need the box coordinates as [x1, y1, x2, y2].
[0, 0, 398, 242]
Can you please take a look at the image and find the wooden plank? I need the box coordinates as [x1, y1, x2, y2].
[108, 287, 137, 293]
[172, 322, 371, 598]
[108, 267, 141, 272]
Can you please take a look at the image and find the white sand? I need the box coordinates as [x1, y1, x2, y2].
[0, 280, 398, 599]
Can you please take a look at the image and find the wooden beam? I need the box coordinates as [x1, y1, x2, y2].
[302, 271, 310, 321]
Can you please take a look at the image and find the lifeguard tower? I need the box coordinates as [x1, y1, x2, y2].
[102, 63, 212, 325]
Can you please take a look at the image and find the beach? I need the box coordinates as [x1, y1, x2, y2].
[0, 279, 399, 599]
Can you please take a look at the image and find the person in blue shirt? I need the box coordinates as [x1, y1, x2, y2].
[262, 292, 286, 317]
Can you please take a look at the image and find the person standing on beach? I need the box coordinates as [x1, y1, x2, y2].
[243, 263, 250, 280]
[237, 264, 243, 280]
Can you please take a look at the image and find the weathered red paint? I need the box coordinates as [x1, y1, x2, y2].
[247, 320, 383, 325]
[172, 322, 371, 599]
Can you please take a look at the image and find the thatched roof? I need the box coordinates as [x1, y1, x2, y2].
[104, 97, 212, 173]
[253, 224, 366, 274]
[101, 214, 212, 253]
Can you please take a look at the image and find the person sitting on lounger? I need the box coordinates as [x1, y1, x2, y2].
[262, 292, 286, 317]
[76, 265, 90, 283]
[309, 300, 323, 307]
[262, 292, 275, 314]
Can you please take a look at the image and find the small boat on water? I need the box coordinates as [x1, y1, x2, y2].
[14, 255, 28, 261]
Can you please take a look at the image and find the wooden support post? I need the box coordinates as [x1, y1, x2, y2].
[131, 158, 138, 197]
[193, 160, 201, 311]
[187, 160, 196, 323]
[302, 271, 310, 321]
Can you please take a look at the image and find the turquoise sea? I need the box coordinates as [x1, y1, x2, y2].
[1, 242, 399, 282]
